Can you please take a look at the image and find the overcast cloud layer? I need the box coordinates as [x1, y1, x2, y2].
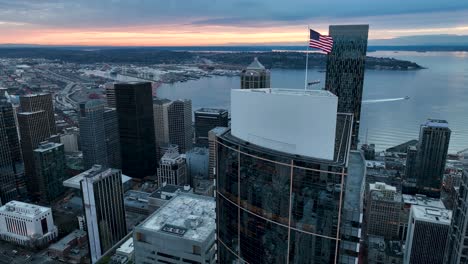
[1, 0, 467, 45]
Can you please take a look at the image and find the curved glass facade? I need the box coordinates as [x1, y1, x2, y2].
[216, 132, 348, 264]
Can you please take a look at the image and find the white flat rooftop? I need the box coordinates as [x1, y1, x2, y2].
[116, 237, 134, 255]
[412, 205, 451, 224]
[63, 168, 131, 189]
[239, 88, 335, 97]
[0, 200, 50, 218]
[140, 194, 215, 242]
[402, 194, 445, 209]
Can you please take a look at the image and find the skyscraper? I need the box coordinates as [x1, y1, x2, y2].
[103, 108, 121, 169]
[153, 98, 171, 160]
[19, 93, 56, 135]
[79, 100, 108, 170]
[79, 165, 127, 263]
[208, 127, 228, 180]
[34, 142, 66, 203]
[240, 57, 270, 89]
[0, 95, 22, 203]
[104, 82, 116, 108]
[18, 93, 56, 195]
[415, 119, 451, 197]
[216, 88, 354, 263]
[194, 108, 228, 147]
[405, 145, 418, 182]
[115, 82, 157, 178]
[168, 99, 192, 153]
[445, 170, 468, 264]
[325, 25, 369, 149]
[18, 110, 52, 194]
[404, 205, 451, 264]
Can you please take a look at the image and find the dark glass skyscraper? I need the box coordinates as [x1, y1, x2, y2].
[19, 93, 56, 135]
[325, 25, 369, 150]
[103, 108, 121, 169]
[0, 96, 21, 203]
[415, 119, 451, 197]
[216, 88, 356, 263]
[115, 82, 157, 178]
[195, 108, 228, 147]
[34, 142, 66, 203]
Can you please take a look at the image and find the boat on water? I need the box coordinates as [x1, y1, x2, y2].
[405, 96, 410, 100]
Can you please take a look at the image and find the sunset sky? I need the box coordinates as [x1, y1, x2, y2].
[1, 0, 468, 46]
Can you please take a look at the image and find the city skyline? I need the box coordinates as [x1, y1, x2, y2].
[0, 0, 467, 46]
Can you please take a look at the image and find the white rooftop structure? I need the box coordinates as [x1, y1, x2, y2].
[423, 119, 449, 128]
[411, 205, 451, 224]
[116, 237, 134, 257]
[0, 200, 49, 218]
[402, 194, 445, 209]
[231, 88, 338, 160]
[63, 166, 131, 189]
[141, 194, 215, 242]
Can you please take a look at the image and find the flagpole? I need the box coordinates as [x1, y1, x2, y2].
[304, 25, 310, 90]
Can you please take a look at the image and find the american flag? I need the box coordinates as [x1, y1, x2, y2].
[309, 29, 333, 53]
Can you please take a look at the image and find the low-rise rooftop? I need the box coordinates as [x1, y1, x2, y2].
[195, 108, 228, 115]
[0, 200, 50, 218]
[140, 194, 215, 242]
[402, 194, 445, 209]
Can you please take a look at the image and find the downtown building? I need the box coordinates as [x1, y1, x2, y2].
[133, 193, 216, 264]
[194, 108, 228, 147]
[153, 98, 172, 160]
[69, 165, 127, 263]
[0, 200, 58, 248]
[325, 24, 369, 150]
[168, 99, 193, 153]
[34, 142, 66, 203]
[215, 88, 363, 263]
[444, 169, 468, 264]
[366, 182, 402, 240]
[414, 119, 451, 197]
[404, 205, 451, 264]
[18, 93, 57, 195]
[240, 57, 271, 89]
[157, 149, 187, 187]
[115, 82, 157, 178]
[79, 100, 121, 170]
[0, 95, 23, 203]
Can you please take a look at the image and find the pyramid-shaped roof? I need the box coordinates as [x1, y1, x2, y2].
[246, 57, 266, 70]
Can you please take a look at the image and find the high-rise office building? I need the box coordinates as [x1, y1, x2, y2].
[34, 142, 66, 203]
[444, 170, 468, 264]
[103, 107, 121, 169]
[19, 93, 56, 134]
[133, 194, 216, 264]
[208, 127, 228, 180]
[18, 110, 53, 194]
[168, 99, 192, 153]
[405, 146, 418, 182]
[78, 165, 127, 263]
[157, 149, 187, 186]
[115, 82, 157, 178]
[195, 108, 228, 147]
[0, 95, 22, 202]
[415, 119, 451, 197]
[216, 88, 354, 263]
[404, 205, 451, 264]
[0, 201, 58, 248]
[240, 57, 270, 89]
[153, 98, 171, 160]
[325, 25, 369, 150]
[366, 182, 401, 240]
[60, 127, 80, 153]
[79, 100, 108, 169]
[104, 82, 116, 108]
